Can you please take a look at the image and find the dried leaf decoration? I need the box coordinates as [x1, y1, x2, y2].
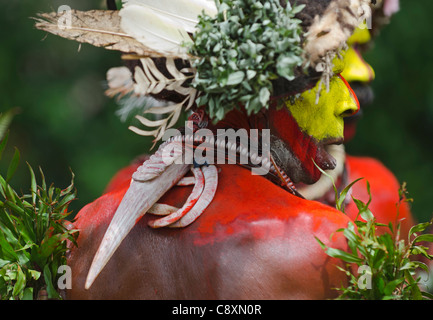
[34, 10, 163, 57]
[133, 58, 195, 97]
[127, 58, 198, 146]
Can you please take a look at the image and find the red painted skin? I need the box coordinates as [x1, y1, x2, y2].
[269, 105, 322, 182]
[67, 163, 353, 299]
[66, 153, 415, 299]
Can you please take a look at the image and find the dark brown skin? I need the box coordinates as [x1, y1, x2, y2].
[67, 164, 352, 299]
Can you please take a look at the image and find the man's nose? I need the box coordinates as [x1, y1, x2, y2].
[335, 74, 360, 118]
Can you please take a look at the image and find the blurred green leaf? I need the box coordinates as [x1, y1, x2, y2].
[12, 265, 25, 297]
[0, 229, 18, 261]
[383, 278, 398, 297]
[325, 247, 364, 264]
[22, 287, 33, 300]
[413, 234, 433, 244]
[409, 221, 432, 240]
[27, 162, 37, 205]
[0, 109, 18, 143]
[43, 264, 60, 300]
[337, 178, 362, 212]
[0, 132, 9, 161]
[6, 147, 20, 182]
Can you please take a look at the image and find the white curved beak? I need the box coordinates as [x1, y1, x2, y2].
[84, 162, 190, 289]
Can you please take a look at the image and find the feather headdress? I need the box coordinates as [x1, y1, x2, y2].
[35, 0, 372, 143]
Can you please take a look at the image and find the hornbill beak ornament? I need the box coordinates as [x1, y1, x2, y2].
[85, 140, 190, 289]
[85, 138, 219, 289]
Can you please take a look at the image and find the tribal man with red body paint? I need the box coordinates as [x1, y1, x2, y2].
[35, 0, 415, 299]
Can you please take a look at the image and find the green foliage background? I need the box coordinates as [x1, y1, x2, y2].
[0, 0, 432, 222]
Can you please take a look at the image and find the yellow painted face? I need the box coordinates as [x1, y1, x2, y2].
[348, 27, 372, 45]
[285, 58, 359, 142]
[285, 27, 374, 143]
[340, 27, 375, 83]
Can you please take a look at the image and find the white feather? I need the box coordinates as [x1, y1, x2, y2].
[122, 0, 217, 33]
[119, 5, 193, 58]
[105, 66, 134, 98]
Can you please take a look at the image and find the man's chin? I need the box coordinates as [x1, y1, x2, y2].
[306, 143, 341, 183]
[270, 134, 342, 186]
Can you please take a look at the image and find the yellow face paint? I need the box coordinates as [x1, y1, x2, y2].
[340, 46, 375, 83]
[341, 27, 375, 83]
[347, 27, 371, 45]
[285, 74, 359, 141]
[284, 26, 372, 143]
[332, 53, 346, 74]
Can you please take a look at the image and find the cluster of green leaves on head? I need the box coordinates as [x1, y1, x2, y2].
[0, 115, 78, 300]
[189, 0, 305, 122]
[315, 164, 433, 300]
